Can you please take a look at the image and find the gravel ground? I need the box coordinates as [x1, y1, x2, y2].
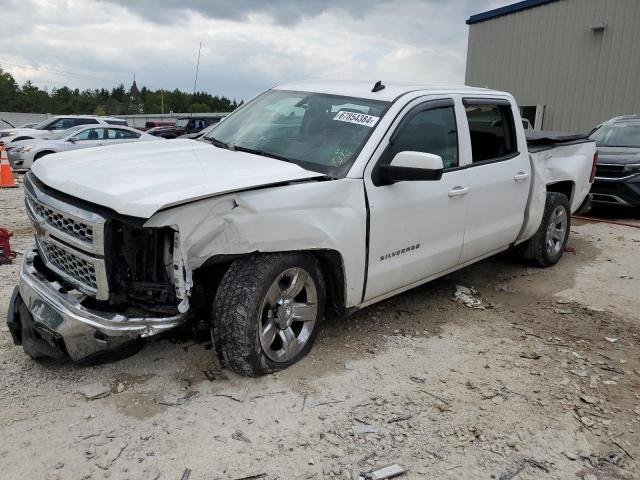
[1, 174, 639, 480]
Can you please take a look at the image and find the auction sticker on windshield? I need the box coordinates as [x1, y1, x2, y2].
[333, 111, 380, 127]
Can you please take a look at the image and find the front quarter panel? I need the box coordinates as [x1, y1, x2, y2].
[144, 178, 367, 308]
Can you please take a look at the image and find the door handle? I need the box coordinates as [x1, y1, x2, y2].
[448, 186, 469, 198]
[514, 172, 530, 182]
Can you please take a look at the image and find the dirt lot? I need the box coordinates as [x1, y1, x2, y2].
[1, 175, 639, 480]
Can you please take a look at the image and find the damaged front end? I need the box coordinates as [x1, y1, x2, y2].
[8, 174, 189, 361]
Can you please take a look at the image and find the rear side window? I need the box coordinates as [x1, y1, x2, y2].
[74, 118, 99, 126]
[106, 128, 140, 139]
[387, 105, 459, 169]
[465, 102, 517, 163]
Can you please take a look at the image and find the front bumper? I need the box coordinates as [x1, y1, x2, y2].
[7, 247, 188, 361]
[7, 149, 30, 170]
[591, 175, 640, 207]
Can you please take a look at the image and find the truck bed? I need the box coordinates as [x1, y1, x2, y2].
[525, 130, 591, 152]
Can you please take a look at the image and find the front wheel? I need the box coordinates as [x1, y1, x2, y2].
[517, 192, 571, 267]
[212, 253, 325, 376]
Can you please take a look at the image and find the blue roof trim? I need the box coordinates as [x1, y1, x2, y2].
[467, 0, 560, 25]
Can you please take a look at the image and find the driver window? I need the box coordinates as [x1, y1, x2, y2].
[388, 106, 459, 169]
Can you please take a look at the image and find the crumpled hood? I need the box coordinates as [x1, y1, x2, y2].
[597, 146, 640, 164]
[32, 139, 326, 218]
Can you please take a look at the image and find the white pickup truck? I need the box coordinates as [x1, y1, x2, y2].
[7, 81, 596, 376]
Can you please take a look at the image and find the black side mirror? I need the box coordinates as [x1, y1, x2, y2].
[380, 151, 444, 184]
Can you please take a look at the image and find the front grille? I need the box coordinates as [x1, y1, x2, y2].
[39, 238, 98, 290]
[26, 195, 94, 244]
[595, 164, 631, 179]
[24, 174, 109, 300]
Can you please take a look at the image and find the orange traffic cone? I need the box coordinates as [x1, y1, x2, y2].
[0, 145, 18, 188]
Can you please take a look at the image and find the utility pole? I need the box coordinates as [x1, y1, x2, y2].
[161, 89, 164, 116]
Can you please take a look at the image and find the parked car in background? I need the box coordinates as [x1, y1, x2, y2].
[142, 120, 175, 131]
[18, 122, 39, 129]
[147, 115, 222, 138]
[7, 125, 161, 170]
[7, 81, 596, 376]
[588, 115, 640, 208]
[0, 115, 128, 146]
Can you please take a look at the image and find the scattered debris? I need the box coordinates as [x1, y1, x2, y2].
[554, 308, 572, 315]
[232, 430, 251, 443]
[569, 369, 589, 378]
[308, 398, 345, 408]
[360, 463, 407, 479]
[232, 474, 266, 480]
[454, 285, 485, 309]
[96, 443, 127, 470]
[409, 375, 426, 384]
[519, 352, 541, 360]
[158, 390, 199, 406]
[180, 468, 191, 480]
[604, 337, 618, 343]
[211, 387, 249, 402]
[78, 383, 111, 400]
[580, 395, 599, 405]
[580, 416, 595, 427]
[611, 439, 635, 460]
[387, 415, 412, 424]
[354, 425, 379, 434]
[420, 389, 451, 406]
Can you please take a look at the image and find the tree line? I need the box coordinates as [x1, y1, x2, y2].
[0, 66, 240, 115]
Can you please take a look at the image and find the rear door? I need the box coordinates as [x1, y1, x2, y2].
[458, 98, 531, 263]
[363, 97, 469, 301]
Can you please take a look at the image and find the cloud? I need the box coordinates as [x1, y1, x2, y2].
[0, 0, 510, 102]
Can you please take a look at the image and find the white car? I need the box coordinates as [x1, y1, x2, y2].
[0, 115, 127, 146]
[8, 125, 161, 170]
[8, 80, 596, 376]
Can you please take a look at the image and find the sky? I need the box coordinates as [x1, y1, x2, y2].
[0, 0, 513, 102]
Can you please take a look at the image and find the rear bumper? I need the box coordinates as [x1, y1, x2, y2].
[7, 247, 188, 361]
[591, 176, 640, 207]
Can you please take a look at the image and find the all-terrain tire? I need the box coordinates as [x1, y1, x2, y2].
[212, 252, 325, 376]
[517, 192, 571, 267]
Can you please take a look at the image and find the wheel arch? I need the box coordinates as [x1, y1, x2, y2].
[546, 180, 574, 204]
[34, 150, 56, 160]
[192, 249, 347, 317]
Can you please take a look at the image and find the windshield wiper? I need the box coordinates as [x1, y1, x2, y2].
[206, 137, 232, 150]
[233, 145, 293, 163]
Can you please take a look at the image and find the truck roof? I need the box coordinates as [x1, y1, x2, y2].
[274, 80, 507, 102]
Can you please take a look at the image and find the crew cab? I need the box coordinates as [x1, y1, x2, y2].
[7, 81, 596, 376]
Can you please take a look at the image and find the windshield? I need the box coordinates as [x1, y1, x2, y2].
[175, 118, 189, 128]
[204, 90, 390, 176]
[47, 125, 84, 140]
[590, 122, 640, 148]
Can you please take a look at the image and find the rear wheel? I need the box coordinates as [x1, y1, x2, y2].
[517, 192, 571, 267]
[212, 253, 325, 376]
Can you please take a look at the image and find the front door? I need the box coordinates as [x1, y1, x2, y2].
[364, 97, 468, 302]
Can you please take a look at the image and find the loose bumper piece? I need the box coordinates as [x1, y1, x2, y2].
[7, 247, 188, 361]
